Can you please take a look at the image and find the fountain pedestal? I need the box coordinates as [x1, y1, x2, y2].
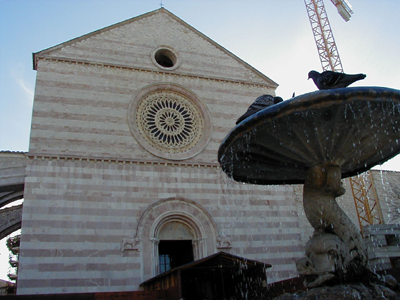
[218, 87, 400, 289]
[298, 164, 368, 287]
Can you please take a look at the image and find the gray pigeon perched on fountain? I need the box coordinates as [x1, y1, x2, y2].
[236, 94, 283, 124]
[308, 70, 366, 90]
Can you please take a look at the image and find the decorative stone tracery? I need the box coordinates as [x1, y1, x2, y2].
[129, 84, 212, 160]
[137, 91, 203, 153]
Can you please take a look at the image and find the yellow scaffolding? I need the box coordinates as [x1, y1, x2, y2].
[349, 171, 383, 235]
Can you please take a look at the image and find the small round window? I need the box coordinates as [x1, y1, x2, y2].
[151, 47, 180, 70]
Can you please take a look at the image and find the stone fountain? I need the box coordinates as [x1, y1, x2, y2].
[218, 87, 400, 299]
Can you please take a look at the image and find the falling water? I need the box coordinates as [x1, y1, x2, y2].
[217, 87, 400, 298]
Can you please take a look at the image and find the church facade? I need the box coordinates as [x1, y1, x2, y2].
[9, 8, 399, 295]
[18, 8, 299, 294]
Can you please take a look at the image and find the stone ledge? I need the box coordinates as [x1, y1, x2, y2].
[35, 56, 275, 89]
[26, 153, 220, 169]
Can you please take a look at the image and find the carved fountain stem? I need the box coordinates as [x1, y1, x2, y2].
[303, 165, 363, 250]
[300, 164, 368, 285]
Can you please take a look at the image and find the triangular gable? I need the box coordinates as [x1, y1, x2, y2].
[33, 8, 278, 87]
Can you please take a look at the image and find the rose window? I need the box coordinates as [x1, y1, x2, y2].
[135, 91, 204, 154]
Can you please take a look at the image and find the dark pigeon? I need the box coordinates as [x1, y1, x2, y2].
[308, 70, 366, 90]
[236, 95, 283, 124]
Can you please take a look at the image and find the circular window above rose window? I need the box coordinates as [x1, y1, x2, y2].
[129, 85, 212, 160]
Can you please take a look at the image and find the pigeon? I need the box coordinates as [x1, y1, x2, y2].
[308, 70, 366, 90]
[236, 94, 283, 124]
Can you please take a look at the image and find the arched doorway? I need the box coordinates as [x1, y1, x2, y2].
[150, 211, 208, 277]
[156, 220, 195, 273]
[135, 198, 218, 280]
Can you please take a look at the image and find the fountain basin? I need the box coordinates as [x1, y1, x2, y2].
[218, 87, 400, 185]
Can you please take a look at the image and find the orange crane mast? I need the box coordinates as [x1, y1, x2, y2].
[304, 0, 345, 72]
[304, 0, 383, 233]
[350, 172, 383, 234]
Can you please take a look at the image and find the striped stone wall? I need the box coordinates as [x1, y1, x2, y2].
[17, 154, 400, 294]
[18, 157, 304, 294]
[29, 59, 274, 163]
[371, 170, 400, 224]
[38, 9, 273, 85]
[20, 9, 283, 294]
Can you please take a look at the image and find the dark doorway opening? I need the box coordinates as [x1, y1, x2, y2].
[159, 240, 194, 273]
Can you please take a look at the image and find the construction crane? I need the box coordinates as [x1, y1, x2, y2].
[350, 172, 383, 234]
[304, 0, 383, 232]
[331, 0, 353, 22]
[303, 0, 352, 72]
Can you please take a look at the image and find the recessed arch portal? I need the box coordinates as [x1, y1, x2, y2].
[135, 198, 219, 280]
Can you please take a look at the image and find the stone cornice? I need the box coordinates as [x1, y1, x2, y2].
[0, 151, 27, 159]
[34, 55, 276, 89]
[5, 152, 399, 173]
[26, 152, 220, 169]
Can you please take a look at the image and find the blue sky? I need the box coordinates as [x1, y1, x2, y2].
[1, 0, 399, 165]
[0, 0, 399, 280]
